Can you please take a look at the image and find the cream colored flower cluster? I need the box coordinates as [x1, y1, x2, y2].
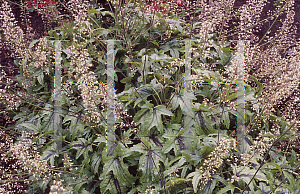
[67, 0, 91, 36]
[145, 185, 155, 194]
[239, 132, 273, 167]
[0, 89, 22, 111]
[67, 0, 88, 17]
[31, 37, 55, 69]
[169, 58, 184, 69]
[65, 45, 104, 126]
[65, 44, 130, 128]
[0, 128, 28, 193]
[238, 0, 267, 40]
[0, 1, 29, 60]
[199, 138, 236, 189]
[0, 130, 54, 193]
[240, 0, 300, 130]
[49, 180, 70, 194]
[191, 0, 235, 36]
[62, 153, 73, 170]
[0, 71, 23, 110]
[0, 1, 32, 111]
[9, 131, 52, 179]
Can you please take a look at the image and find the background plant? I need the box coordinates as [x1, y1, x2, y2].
[0, 0, 299, 193]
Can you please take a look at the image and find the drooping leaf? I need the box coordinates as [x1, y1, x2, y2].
[71, 138, 92, 160]
[37, 73, 44, 86]
[200, 145, 214, 159]
[29, 39, 40, 49]
[171, 91, 196, 117]
[189, 151, 202, 166]
[100, 145, 137, 192]
[212, 174, 229, 187]
[170, 48, 179, 58]
[201, 179, 217, 194]
[100, 172, 121, 194]
[42, 145, 58, 167]
[195, 111, 215, 135]
[249, 75, 263, 97]
[74, 181, 89, 193]
[18, 122, 39, 133]
[236, 166, 268, 191]
[216, 182, 235, 194]
[288, 150, 297, 167]
[134, 104, 173, 132]
[263, 162, 283, 176]
[221, 111, 230, 129]
[186, 169, 202, 193]
[283, 171, 297, 190]
[91, 153, 102, 174]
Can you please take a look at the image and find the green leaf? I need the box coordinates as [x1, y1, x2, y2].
[71, 123, 85, 141]
[187, 169, 202, 193]
[165, 178, 187, 189]
[176, 22, 183, 33]
[249, 75, 263, 97]
[171, 91, 196, 117]
[33, 130, 54, 143]
[139, 152, 159, 183]
[189, 151, 202, 166]
[221, 111, 230, 129]
[192, 22, 202, 29]
[135, 105, 173, 132]
[195, 8, 204, 14]
[63, 114, 77, 125]
[258, 182, 271, 193]
[170, 48, 179, 58]
[201, 179, 217, 194]
[288, 150, 297, 167]
[216, 182, 235, 194]
[91, 153, 102, 174]
[283, 171, 296, 190]
[74, 181, 88, 193]
[18, 122, 39, 133]
[202, 112, 215, 133]
[100, 173, 120, 193]
[51, 14, 70, 22]
[42, 146, 58, 167]
[263, 162, 282, 176]
[162, 138, 175, 154]
[133, 105, 151, 122]
[226, 92, 237, 101]
[88, 7, 103, 14]
[29, 39, 40, 49]
[37, 179, 50, 193]
[151, 40, 160, 47]
[80, 189, 90, 194]
[212, 174, 229, 186]
[101, 11, 114, 17]
[200, 146, 214, 159]
[100, 149, 137, 192]
[71, 138, 92, 160]
[136, 79, 163, 100]
[195, 111, 215, 135]
[236, 166, 268, 191]
[98, 29, 110, 37]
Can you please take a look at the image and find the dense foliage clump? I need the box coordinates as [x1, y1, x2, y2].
[0, 0, 299, 193]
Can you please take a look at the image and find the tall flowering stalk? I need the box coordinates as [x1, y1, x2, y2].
[197, 138, 236, 190]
